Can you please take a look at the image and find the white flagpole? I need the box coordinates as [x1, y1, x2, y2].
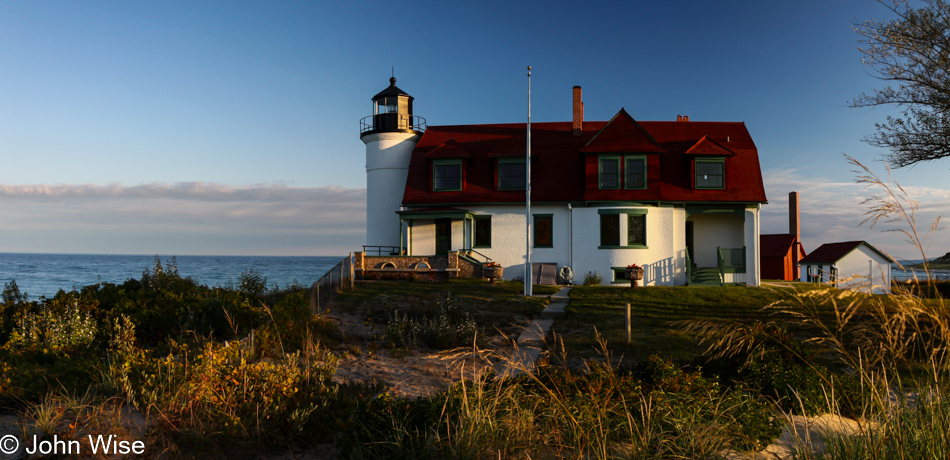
[525, 66, 532, 297]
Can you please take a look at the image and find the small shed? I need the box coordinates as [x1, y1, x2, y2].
[798, 241, 894, 294]
[761, 234, 807, 281]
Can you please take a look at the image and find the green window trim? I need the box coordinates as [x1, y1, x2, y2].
[624, 156, 647, 190]
[473, 215, 491, 248]
[433, 159, 463, 192]
[598, 156, 621, 190]
[497, 158, 526, 190]
[611, 266, 643, 284]
[597, 208, 648, 249]
[695, 159, 725, 189]
[533, 214, 553, 248]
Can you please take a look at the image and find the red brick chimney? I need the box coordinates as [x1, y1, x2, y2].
[572, 86, 583, 137]
[789, 191, 801, 279]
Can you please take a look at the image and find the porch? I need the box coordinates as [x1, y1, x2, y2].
[685, 206, 751, 286]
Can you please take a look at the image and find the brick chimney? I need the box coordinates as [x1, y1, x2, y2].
[789, 191, 801, 279]
[572, 86, 583, 137]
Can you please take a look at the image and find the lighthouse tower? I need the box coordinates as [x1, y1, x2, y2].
[360, 77, 425, 250]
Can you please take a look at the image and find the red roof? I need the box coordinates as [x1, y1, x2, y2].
[579, 109, 665, 153]
[760, 234, 807, 258]
[402, 109, 767, 206]
[799, 241, 894, 265]
[686, 135, 737, 156]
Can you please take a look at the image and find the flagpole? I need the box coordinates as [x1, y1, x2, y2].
[525, 66, 532, 297]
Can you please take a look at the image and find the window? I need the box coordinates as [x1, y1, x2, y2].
[600, 214, 620, 246]
[695, 160, 724, 189]
[599, 209, 648, 249]
[627, 214, 646, 246]
[497, 159, 526, 190]
[433, 160, 462, 191]
[534, 214, 553, 247]
[599, 157, 620, 189]
[474, 216, 491, 248]
[611, 267, 628, 283]
[625, 157, 646, 189]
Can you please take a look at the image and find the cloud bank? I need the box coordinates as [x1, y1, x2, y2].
[0, 183, 366, 256]
[2, 170, 948, 260]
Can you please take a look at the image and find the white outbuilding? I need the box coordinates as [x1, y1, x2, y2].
[799, 241, 894, 294]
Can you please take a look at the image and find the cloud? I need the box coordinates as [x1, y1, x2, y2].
[0, 183, 367, 256]
[762, 168, 950, 260]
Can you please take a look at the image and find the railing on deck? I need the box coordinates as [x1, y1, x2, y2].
[309, 254, 354, 314]
[362, 245, 402, 256]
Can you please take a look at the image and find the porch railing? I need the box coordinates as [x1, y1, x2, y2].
[463, 248, 492, 263]
[717, 246, 746, 284]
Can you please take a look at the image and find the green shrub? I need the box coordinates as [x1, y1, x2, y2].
[583, 271, 602, 286]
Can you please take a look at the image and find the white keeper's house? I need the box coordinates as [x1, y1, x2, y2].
[356, 77, 768, 286]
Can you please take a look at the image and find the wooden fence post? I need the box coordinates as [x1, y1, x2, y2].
[626, 303, 632, 345]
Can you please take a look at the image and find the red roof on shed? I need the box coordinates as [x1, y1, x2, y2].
[402, 109, 767, 206]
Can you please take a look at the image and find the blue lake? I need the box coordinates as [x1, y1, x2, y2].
[0, 253, 344, 300]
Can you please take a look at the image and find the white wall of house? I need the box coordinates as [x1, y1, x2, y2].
[466, 204, 572, 281]
[408, 219, 436, 255]
[571, 205, 685, 286]
[363, 132, 420, 248]
[399, 203, 760, 287]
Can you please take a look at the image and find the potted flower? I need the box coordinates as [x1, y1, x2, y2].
[626, 263, 644, 287]
[484, 262, 503, 283]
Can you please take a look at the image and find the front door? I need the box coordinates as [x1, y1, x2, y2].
[435, 219, 451, 255]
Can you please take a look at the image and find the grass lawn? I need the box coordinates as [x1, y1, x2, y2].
[330, 279, 559, 339]
[557, 284, 846, 363]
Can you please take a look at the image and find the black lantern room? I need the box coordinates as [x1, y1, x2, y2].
[360, 77, 425, 137]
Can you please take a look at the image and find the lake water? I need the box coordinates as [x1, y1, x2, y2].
[0, 253, 344, 300]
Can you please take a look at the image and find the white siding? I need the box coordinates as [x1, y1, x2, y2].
[836, 245, 892, 294]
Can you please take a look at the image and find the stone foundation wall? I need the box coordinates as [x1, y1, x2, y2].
[355, 251, 467, 282]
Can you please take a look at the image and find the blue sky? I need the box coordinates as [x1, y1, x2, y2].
[1, 0, 948, 258]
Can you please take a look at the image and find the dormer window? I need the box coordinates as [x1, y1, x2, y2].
[599, 155, 647, 190]
[695, 159, 724, 189]
[625, 156, 646, 189]
[433, 160, 462, 191]
[497, 159, 526, 190]
[599, 156, 621, 189]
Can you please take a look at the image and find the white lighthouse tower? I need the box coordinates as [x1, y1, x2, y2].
[360, 77, 425, 251]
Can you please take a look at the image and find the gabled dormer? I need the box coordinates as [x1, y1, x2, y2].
[424, 138, 470, 192]
[685, 135, 736, 190]
[487, 137, 527, 190]
[581, 109, 664, 194]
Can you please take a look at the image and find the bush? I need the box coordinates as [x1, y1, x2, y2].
[583, 271, 602, 286]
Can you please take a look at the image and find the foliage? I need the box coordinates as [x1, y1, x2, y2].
[385, 292, 477, 349]
[103, 321, 340, 447]
[583, 271, 603, 286]
[8, 301, 97, 354]
[852, 0, 950, 167]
